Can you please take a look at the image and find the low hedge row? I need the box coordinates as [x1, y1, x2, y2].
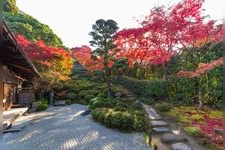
[113, 74, 222, 108]
[92, 108, 146, 132]
[112, 76, 168, 99]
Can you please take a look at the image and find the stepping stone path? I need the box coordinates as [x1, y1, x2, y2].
[214, 128, 223, 135]
[53, 100, 66, 106]
[171, 142, 191, 150]
[142, 104, 162, 120]
[150, 120, 168, 127]
[161, 133, 187, 143]
[153, 127, 170, 133]
[141, 103, 192, 150]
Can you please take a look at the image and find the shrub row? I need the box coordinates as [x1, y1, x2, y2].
[91, 108, 146, 132]
[112, 76, 168, 99]
[113, 73, 222, 109]
[167, 68, 222, 108]
[36, 99, 48, 111]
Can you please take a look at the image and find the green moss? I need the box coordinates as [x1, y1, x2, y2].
[209, 111, 222, 119]
[184, 127, 201, 136]
[178, 115, 190, 123]
[165, 107, 180, 117]
[191, 114, 204, 121]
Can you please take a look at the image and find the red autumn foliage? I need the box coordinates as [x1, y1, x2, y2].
[192, 115, 223, 148]
[115, 0, 222, 69]
[71, 45, 103, 71]
[16, 35, 74, 81]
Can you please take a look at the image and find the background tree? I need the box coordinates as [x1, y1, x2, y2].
[89, 19, 119, 97]
[16, 35, 74, 85]
[115, 0, 221, 80]
[3, 0, 18, 14]
[71, 46, 103, 71]
[3, 0, 64, 47]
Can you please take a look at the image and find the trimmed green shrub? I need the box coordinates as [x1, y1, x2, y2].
[167, 77, 197, 105]
[36, 99, 48, 111]
[88, 90, 99, 96]
[37, 103, 48, 111]
[84, 95, 95, 101]
[116, 101, 129, 108]
[91, 100, 105, 109]
[155, 102, 173, 112]
[89, 97, 104, 104]
[104, 101, 115, 108]
[65, 99, 72, 105]
[91, 96, 147, 132]
[138, 97, 155, 105]
[66, 92, 77, 100]
[77, 90, 90, 99]
[114, 106, 127, 111]
[92, 108, 107, 121]
[92, 108, 144, 132]
[97, 93, 107, 98]
[112, 76, 168, 99]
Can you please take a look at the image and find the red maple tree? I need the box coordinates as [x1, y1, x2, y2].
[115, 0, 222, 80]
[71, 45, 103, 71]
[16, 35, 74, 82]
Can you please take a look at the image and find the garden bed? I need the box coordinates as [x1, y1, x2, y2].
[163, 106, 223, 149]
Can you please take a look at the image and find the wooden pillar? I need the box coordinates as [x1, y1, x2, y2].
[0, 59, 3, 105]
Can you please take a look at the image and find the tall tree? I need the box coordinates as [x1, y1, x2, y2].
[3, 0, 18, 14]
[115, 0, 222, 80]
[16, 35, 74, 85]
[89, 19, 119, 97]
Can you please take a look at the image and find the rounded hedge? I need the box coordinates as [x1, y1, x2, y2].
[91, 108, 145, 132]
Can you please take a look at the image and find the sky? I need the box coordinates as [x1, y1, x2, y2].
[16, 0, 224, 48]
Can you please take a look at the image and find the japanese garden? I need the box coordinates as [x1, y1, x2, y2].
[3, 0, 223, 149]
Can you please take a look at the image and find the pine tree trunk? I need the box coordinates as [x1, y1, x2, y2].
[104, 63, 112, 97]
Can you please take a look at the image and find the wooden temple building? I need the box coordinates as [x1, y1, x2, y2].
[2, 21, 40, 111]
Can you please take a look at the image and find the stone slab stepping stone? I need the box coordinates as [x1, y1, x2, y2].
[214, 129, 223, 135]
[161, 133, 187, 143]
[53, 101, 66, 106]
[3, 120, 12, 130]
[80, 110, 91, 116]
[171, 142, 191, 150]
[142, 104, 162, 120]
[3, 128, 21, 133]
[150, 120, 168, 127]
[152, 127, 170, 133]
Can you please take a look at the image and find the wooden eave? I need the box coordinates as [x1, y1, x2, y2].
[3, 21, 41, 80]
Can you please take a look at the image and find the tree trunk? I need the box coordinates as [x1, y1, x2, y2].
[104, 63, 112, 97]
[162, 63, 167, 80]
[198, 89, 202, 109]
[106, 76, 112, 97]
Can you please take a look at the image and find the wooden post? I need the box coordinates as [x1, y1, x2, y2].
[153, 144, 158, 150]
[148, 131, 152, 146]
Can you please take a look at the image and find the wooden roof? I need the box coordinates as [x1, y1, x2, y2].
[3, 21, 41, 80]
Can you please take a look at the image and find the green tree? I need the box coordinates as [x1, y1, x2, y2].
[89, 19, 119, 97]
[4, 12, 64, 47]
[3, 0, 18, 14]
